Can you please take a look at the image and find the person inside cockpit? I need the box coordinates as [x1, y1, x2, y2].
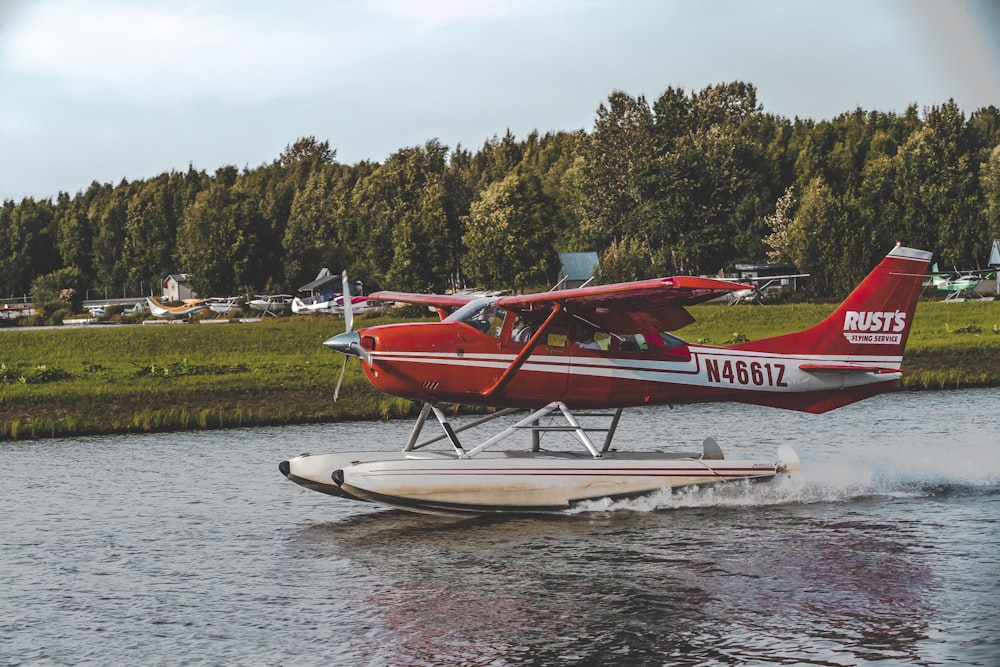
[574, 323, 602, 350]
[512, 316, 538, 342]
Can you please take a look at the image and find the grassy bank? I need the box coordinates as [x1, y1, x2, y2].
[0, 314, 422, 440]
[2, 301, 998, 440]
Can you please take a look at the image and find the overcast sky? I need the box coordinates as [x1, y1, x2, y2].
[2, 0, 999, 202]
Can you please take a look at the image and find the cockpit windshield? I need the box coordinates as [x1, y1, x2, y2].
[444, 297, 498, 323]
[444, 297, 505, 336]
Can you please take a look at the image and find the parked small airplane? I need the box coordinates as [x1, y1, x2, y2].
[291, 267, 366, 315]
[207, 296, 241, 315]
[87, 301, 147, 317]
[280, 245, 931, 515]
[928, 263, 995, 301]
[146, 296, 210, 319]
[723, 272, 809, 305]
[247, 294, 293, 316]
[331, 294, 387, 318]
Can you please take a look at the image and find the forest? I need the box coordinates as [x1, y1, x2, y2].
[3, 81, 1000, 309]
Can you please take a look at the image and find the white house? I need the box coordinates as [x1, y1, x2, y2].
[161, 274, 198, 302]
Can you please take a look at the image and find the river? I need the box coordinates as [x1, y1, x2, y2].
[2, 388, 998, 666]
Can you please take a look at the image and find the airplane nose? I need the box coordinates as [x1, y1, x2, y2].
[324, 331, 361, 357]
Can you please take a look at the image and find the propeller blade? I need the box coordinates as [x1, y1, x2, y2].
[334, 356, 347, 402]
[333, 271, 357, 403]
[342, 270, 354, 333]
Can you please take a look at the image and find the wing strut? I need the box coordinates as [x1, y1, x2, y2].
[480, 303, 564, 398]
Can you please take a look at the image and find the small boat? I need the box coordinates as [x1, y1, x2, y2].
[247, 294, 293, 315]
[146, 296, 210, 319]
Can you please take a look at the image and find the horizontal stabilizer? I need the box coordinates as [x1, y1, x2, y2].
[798, 363, 899, 374]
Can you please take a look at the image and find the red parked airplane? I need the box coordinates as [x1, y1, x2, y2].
[280, 245, 932, 515]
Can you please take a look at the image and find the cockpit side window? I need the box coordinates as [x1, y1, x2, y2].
[659, 331, 686, 348]
[544, 314, 570, 348]
[572, 321, 610, 350]
[511, 315, 540, 344]
[615, 331, 688, 353]
[486, 307, 507, 338]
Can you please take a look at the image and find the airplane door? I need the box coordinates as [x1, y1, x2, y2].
[566, 323, 612, 405]
[502, 312, 570, 398]
[538, 318, 571, 396]
[452, 303, 507, 397]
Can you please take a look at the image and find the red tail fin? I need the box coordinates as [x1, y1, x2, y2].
[740, 245, 932, 361]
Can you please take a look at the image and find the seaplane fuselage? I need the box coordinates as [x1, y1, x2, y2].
[348, 319, 897, 414]
[331, 245, 929, 415]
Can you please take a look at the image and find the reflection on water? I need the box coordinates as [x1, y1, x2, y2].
[298, 483, 994, 665]
[2, 388, 998, 665]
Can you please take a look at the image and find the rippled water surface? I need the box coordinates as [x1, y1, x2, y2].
[3, 389, 998, 666]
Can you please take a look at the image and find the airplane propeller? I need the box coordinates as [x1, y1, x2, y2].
[330, 270, 359, 402]
[727, 281, 766, 305]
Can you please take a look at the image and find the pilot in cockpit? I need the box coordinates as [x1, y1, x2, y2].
[512, 316, 538, 342]
[574, 323, 602, 350]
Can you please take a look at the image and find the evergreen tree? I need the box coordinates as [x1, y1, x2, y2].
[461, 172, 558, 291]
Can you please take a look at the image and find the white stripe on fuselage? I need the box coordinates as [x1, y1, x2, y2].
[369, 346, 902, 393]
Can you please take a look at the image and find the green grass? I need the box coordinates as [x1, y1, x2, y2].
[0, 314, 424, 440]
[2, 300, 999, 440]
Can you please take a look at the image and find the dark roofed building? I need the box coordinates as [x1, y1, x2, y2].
[557, 252, 600, 290]
[297, 268, 364, 302]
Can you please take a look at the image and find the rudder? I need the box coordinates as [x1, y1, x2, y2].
[739, 245, 932, 360]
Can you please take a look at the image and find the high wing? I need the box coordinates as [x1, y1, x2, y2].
[370, 276, 755, 401]
[367, 291, 477, 319]
[738, 273, 810, 283]
[496, 276, 753, 333]
[372, 277, 753, 331]
[929, 263, 994, 278]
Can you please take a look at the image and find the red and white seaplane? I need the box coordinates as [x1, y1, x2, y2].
[280, 246, 932, 515]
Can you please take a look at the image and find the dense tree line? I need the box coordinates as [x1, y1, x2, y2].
[3, 82, 999, 305]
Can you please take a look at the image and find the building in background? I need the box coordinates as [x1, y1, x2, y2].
[556, 252, 600, 290]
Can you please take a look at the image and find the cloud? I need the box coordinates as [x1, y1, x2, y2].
[1, 0, 569, 106]
[372, 0, 556, 28]
[3, 0, 999, 202]
[1, 1, 373, 103]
